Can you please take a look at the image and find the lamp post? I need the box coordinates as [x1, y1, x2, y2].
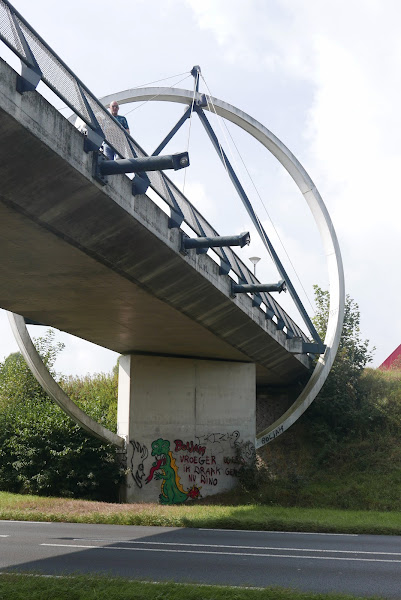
[249, 256, 261, 276]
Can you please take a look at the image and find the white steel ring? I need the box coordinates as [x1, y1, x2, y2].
[8, 312, 125, 448]
[100, 87, 345, 448]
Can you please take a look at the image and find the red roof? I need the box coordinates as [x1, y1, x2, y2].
[378, 344, 401, 370]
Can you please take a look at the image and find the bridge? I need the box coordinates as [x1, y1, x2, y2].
[0, 0, 344, 503]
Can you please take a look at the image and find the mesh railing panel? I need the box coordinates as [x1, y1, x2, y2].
[0, 1, 25, 58]
[17, 19, 91, 123]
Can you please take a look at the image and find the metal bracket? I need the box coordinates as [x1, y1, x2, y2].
[92, 152, 108, 186]
[231, 279, 286, 297]
[219, 261, 231, 276]
[287, 338, 326, 354]
[168, 210, 185, 229]
[264, 306, 275, 320]
[132, 173, 150, 196]
[99, 152, 189, 176]
[16, 61, 42, 93]
[181, 231, 250, 255]
[84, 128, 105, 154]
[252, 294, 263, 308]
[196, 93, 208, 108]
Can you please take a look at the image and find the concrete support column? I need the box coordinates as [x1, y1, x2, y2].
[118, 355, 256, 504]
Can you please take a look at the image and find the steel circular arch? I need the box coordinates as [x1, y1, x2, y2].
[101, 87, 345, 448]
[7, 312, 125, 449]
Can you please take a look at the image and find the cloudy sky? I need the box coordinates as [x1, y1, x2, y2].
[0, 0, 400, 374]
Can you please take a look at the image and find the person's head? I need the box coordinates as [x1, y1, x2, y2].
[109, 100, 119, 117]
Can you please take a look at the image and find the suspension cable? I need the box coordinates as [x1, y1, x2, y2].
[123, 74, 192, 116]
[131, 71, 190, 89]
[223, 116, 314, 312]
[200, 73, 315, 313]
[182, 70, 199, 194]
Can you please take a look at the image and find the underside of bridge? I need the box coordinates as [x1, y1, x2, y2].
[0, 56, 311, 387]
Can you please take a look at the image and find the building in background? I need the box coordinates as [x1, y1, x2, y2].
[378, 344, 401, 370]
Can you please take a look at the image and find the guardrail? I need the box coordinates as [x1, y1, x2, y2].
[0, 0, 310, 346]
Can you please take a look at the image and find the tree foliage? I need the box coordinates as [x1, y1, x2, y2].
[60, 370, 118, 433]
[305, 286, 376, 445]
[0, 330, 122, 500]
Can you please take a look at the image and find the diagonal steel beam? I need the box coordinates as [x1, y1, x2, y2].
[194, 105, 324, 350]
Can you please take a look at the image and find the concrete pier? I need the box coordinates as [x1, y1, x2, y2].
[118, 355, 255, 503]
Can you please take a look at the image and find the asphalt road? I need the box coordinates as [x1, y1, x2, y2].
[1, 520, 400, 598]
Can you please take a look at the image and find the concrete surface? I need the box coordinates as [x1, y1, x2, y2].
[118, 354, 255, 502]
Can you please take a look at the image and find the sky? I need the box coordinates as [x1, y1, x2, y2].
[1, 0, 400, 375]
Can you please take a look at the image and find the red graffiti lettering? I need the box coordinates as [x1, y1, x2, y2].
[194, 466, 221, 477]
[174, 439, 206, 456]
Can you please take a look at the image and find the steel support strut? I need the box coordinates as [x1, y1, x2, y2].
[99, 152, 189, 176]
[181, 231, 250, 255]
[9, 11, 42, 93]
[231, 280, 286, 296]
[194, 105, 324, 352]
[152, 107, 192, 156]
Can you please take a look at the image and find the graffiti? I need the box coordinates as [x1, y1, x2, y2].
[240, 440, 256, 461]
[130, 440, 149, 489]
[223, 455, 243, 465]
[225, 467, 240, 477]
[195, 430, 241, 447]
[130, 430, 253, 502]
[179, 454, 216, 465]
[146, 438, 201, 505]
[261, 424, 284, 445]
[174, 439, 206, 455]
[194, 465, 221, 477]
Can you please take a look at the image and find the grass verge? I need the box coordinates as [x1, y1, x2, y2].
[1, 492, 401, 535]
[0, 574, 388, 600]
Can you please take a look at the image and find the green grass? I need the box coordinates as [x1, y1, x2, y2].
[0, 574, 388, 600]
[1, 491, 401, 535]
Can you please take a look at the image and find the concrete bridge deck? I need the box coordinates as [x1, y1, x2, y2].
[0, 56, 311, 386]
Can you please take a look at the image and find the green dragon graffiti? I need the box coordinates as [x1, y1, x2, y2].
[145, 438, 200, 505]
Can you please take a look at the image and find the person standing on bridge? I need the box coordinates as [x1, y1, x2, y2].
[103, 100, 130, 160]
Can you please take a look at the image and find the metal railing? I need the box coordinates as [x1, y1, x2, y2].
[0, 0, 310, 346]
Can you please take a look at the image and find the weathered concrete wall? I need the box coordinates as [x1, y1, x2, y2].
[118, 355, 255, 503]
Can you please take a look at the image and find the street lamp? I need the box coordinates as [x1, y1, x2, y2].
[249, 256, 261, 276]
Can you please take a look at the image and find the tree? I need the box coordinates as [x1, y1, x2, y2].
[304, 286, 376, 443]
[0, 330, 64, 409]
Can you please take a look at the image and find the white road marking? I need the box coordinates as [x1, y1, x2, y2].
[71, 538, 401, 556]
[0, 535, 10, 538]
[1, 520, 53, 525]
[199, 528, 358, 536]
[41, 543, 401, 563]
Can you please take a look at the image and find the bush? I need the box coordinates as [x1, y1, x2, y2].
[0, 331, 123, 501]
[60, 368, 118, 433]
